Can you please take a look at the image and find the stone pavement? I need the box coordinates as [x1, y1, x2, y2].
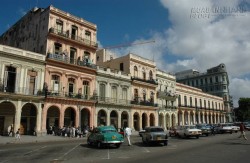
[0, 131, 140, 145]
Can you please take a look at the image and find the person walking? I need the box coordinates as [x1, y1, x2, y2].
[238, 122, 247, 140]
[125, 127, 132, 146]
[15, 128, 21, 141]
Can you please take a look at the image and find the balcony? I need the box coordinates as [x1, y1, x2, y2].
[131, 76, 158, 85]
[47, 53, 97, 69]
[95, 96, 131, 106]
[131, 98, 158, 107]
[45, 90, 94, 100]
[157, 91, 178, 101]
[158, 104, 177, 110]
[0, 85, 45, 96]
[48, 27, 98, 48]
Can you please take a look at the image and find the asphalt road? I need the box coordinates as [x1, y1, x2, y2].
[0, 132, 249, 163]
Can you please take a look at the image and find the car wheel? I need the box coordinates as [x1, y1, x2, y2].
[87, 138, 92, 146]
[206, 134, 209, 136]
[196, 136, 199, 139]
[164, 141, 168, 146]
[97, 142, 102, 148]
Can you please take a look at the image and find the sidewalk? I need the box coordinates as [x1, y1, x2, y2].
[0, 135, 86, 145]
[0, 131, 140, 145]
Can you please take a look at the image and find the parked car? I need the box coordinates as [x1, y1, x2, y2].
[87, 126, 124, 148]
[176, 125, 202, 139]
[227, 123, 240, 133]
[139, 129, 146, 137]
[196, 124, 211, 136]
[169, 127, 177, 137]
[215, 124, 233, 134]
[142, 126, 168, 146]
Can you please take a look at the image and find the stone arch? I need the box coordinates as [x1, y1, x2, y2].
[64, 107, 76, 127]
[21, 103, 37, 135]
[97, 109, 107, 126]
[133, 112, 140, 131]
[80, 108, 90, 129]
[159, 113, 164, 128]
[121, 111, 129, 128]
[150, 113, 155, 126]
[0, 101, 16, 135]
[142, 113, 148, 129]
[110, 110, 118, 128]
[47, 105, 60, 134]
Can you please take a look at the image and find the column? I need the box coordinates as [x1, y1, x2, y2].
[118, 111, 121, 129]
[187, 111, 190, 125]
[181, 111, 184, 125]
[202, 112, 205, 124]
[14, 100, 22, 133]
[193, 111, 196, 125]
[36, 102, 42, 136]
[59, 106, 64, 129]
[107, 109, 110, 126]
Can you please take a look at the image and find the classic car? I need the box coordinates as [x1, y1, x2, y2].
[196, 124, 211, 136]
[142, 126, 168, 146]
[87, 126, 124, 148]
[215, 124, 233, 134]
[139, 129, 146, 137]
[176, 125, 202, 138]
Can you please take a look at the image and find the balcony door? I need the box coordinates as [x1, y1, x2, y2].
[4, 66, 16, 93]
[71, 25, 78, 40]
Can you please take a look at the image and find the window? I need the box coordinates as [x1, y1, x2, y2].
[122, 88, 127, 100]
[200, 79, 203, 85]
[184, 96, 187, 106]
[190, 97, 192, 107]
[204, 100, 206, 108]
[68, 78, 75, 96]
[200, 99, 202, 108]
[208, 101, 210, 109]
[215, 76, 218, 83]
[178, 95, 181, 106]
[51, 75, 60, 93]
[205, 78, 207, 84]
[111, 86, 117, 102]
[70, 47, 77, 64]
[99, 83, 106, 101]
[196, 80, 198, 86]
[210, 77, 213, 83]
[195, 98, 197, 107]
[71, 25, 78, 40]
[56, 19, 63, 33]
[142, 90, 146, 102]
[150, 92, 154, 103]
[83, 81, 90, 99]
[134, 66, 138, 77]
[134, 89, 139, 101]
[120, 63, 124, 71]
[83, 51, 90, 63]
[27, 70, 37, 95]
[54, 43, 62, 54]
[149, 70, 153, 80]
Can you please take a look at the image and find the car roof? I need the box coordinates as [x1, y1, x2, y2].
[97, 126, 116, 130]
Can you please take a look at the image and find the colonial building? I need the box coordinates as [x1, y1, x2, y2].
[175, 63, 232, 122]
[156, 69, 178, 129]
[96, 49, 158, 131]
[176, 83, 226, 125]
[0, 44, 45, 136]
[0, 5, 98, 135]
[95, 66, 132, 128]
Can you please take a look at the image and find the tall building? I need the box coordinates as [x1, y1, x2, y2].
[96, 49, 158, 131]
[175, 63, 232, 122]
[0, 5, 98, 135]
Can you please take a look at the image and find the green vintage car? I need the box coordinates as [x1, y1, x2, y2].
[87, 126, 124, 148]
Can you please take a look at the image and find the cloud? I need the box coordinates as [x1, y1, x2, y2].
[113, 0, 250, 107]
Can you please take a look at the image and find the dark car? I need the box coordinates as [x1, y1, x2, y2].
[169, 127, 177, 137]
[196, 124, 211, 136]
[87, 126, 124, 148]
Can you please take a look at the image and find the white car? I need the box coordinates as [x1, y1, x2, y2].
[226, 123, 240, 133]
[176, 125, 202, 139]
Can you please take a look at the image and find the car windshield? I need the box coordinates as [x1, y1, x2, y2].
[149, 128, 164, 132]
[101, 129, 117, 133]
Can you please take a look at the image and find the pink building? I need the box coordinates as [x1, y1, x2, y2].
[0, 6, 98, 135]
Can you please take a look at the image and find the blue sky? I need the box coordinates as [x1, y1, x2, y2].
[0, 0, 250, 107]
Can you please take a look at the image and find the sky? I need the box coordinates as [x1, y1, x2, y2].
[0, 0, 250, 107]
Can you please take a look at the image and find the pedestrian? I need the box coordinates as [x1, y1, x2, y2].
[8, 124, 14, 137]
[15, 128, 21, 141]
[238, 122, 247, 140]
[125, 127, 132, 146]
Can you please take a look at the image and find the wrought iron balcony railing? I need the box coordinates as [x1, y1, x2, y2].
[47, 53, 97, 69]
[49, 27, 98, 48]
[0, 85, 45, 96]
[45, 90, 94, 100]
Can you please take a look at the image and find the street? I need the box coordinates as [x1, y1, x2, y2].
[0, 132, 249, 163]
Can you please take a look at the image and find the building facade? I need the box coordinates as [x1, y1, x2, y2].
[96, 50, 159, 131]
[95, 66, 132, 129]
[175, 63, 232, 122]
[0, 6, 98, 135]
[176, 83, 226, 125]
[156, 69, 178, 129]
[0, 44, 45, 135]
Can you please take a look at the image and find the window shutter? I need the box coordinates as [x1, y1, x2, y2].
[34, 76, 38, 95]
[15, 72, 20, 93]
[26, 75, 30, 95]
[4, 71, 8, 92]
